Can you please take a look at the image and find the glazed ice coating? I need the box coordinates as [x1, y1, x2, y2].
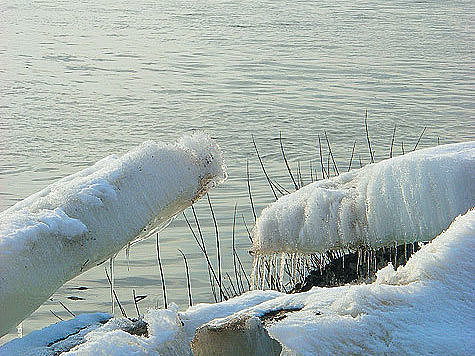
[253, 142, 475, 254]
[0, 132, 226, 337]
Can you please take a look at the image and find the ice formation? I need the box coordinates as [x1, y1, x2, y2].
[252, 142, 474, 255]
[2, 209, 473, 355]
[0, 132, 226, 338]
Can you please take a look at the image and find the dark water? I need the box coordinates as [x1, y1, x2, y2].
[0, 0, 473, 342]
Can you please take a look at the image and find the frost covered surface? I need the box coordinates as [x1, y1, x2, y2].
[4, 209, 473, 355]
[0, 132, 226, 337]
[253, 142, 474, 254]
[0, 313, 111, 356]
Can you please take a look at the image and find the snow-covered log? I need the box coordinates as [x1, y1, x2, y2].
[252, 142, 474, 255]
[0, 132, 226, 338]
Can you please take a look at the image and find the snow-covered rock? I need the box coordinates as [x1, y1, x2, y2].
[0, 132, 226, 338]
[252, 142, 474, 255]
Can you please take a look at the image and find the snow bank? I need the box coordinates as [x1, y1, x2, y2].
[0, 132, 226, 338]
[253, 142, 475, 255]
[3, 209, 472, 355]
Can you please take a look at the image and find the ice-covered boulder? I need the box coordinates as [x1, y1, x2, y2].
[0, 132, 226, 338]
[191, 315, 282, 356]
[252, 141, 474, 255]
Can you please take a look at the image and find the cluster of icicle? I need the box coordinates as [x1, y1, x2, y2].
[251, 142, 474, 290]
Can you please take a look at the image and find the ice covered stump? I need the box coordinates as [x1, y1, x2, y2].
[253, 141, 475, 255]
[0, 132, 226, 338]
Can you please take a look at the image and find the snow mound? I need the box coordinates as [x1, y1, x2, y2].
[0, 132, 226, 338]
[253, 142, 475, 255]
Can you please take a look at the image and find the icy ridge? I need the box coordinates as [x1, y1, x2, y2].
[252, 141, 475, 255]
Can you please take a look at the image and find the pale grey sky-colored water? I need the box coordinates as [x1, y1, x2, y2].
[0, 0, 474, 342]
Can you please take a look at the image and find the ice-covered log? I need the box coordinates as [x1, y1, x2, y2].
[252, 142, 474, 255]
[0, 132, 226, 338]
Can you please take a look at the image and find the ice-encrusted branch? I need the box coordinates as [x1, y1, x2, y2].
[0, 132, 226, 338]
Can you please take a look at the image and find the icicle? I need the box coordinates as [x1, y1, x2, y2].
[279, 253, 285, 290]
[367, 250, 370, 277]
[292, 253, 297, 287]
[251, 256, 259, 290]
[267, 255, 274, 289]
[17, 323, 23, 338]
[394, 241, 398, 268]
[260, 256, 266, 290]
[109, 257, 115, 315]
[373, 249, 377, 272]
[356, 249, 360, 276]
[125, 242, 131, 272]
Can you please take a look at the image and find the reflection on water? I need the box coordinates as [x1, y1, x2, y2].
[0, 0, 473, 342]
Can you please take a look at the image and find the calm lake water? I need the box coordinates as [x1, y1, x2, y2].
[0, 0, 473, 342]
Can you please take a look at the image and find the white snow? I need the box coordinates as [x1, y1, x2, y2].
[0, 313, 111, 356]
[3, 209, 473, 355]
[0, 132, 226, 338]
[252, 142, 475, 255]
[0, 290, 279, 356]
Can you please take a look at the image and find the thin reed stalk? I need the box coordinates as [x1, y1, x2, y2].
[183, 211, 225, 301]
[318, 134, 327, 179]
[413, 127, 426, 151]
[178, 249, 193, 307]
[207, 194, 225, 302]
[58, 300, 75, 318]
[364, 109, 375, 163]
[348, 140, 356, 171]
[279, 132, 298, 190]
[246, 159, 257, 222]
[324, 131, 339, 175]
[105, 266, 127, 318]
[231, 203, 242, 294]
[156, 233, 167, 309]
[132, 289, 140, 318]
[191, 205, 217, 301]
[50, 310, 63, 321]
[252, 134, 278, 200]
[390, 124, 396, 158]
